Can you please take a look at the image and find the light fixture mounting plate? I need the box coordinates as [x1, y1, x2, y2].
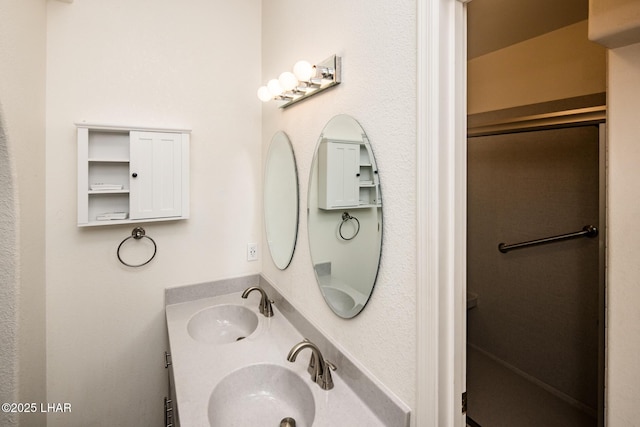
[280, 54, 341, 109]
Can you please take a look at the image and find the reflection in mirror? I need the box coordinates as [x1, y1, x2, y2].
[308, 115, 382, 318]
[264, 131, 299, 270]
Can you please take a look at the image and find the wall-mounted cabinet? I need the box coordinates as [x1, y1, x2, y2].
[317, 138, 381, 210]
[77, 123, 190, 227]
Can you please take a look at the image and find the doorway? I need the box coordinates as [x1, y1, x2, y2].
[465, 105, 606, 426]
[465, 1, 606, 425]
[414, 1, 607, 426]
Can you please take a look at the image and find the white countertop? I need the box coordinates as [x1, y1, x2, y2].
[166, 291, 389, 427]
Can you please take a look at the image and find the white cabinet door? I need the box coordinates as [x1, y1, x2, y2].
[318, 141, 360, 209]
[129, 131, 183, 219]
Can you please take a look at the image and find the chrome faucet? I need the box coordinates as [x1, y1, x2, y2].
[241, 286, 274, 317]
[287, 339, 336, 390]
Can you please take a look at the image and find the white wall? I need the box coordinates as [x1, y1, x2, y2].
[0, 0, 47, 426]
[45, 1, 261, 425]
[605, 42, 640, 426]
[260, 0, 417, 410]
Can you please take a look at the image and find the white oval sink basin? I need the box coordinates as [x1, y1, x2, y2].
[187, 305, 258, 345]
[208, 364, 315, 427]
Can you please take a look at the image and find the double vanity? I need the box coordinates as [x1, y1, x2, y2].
[165, 276, 410, 426]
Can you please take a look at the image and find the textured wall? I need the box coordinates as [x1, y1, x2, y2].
[606, 42, 640, 426]
[0, 0, 47, 426]
[260, 0, 417, 409]
[0, 108, 18, 427]
[45, 1, 261, 425]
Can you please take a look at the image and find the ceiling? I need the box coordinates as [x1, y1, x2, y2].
[467, 0, 589, 59]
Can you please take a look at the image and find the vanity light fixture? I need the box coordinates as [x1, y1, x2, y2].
[257, 54, 342, 108]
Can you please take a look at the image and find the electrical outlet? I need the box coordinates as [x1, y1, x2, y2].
[247, 243, 258, 261]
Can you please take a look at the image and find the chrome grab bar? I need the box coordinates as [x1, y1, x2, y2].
[498, 225, 598, 253]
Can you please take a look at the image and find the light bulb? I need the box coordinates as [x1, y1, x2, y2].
[267, 79, 283, 96]
[293, 60, 313, 82]
[257, 86, 272, 102]
[278, 71, 298, 91]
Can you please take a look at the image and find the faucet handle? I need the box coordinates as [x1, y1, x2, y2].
[262, 298, 274, 317]
[319, 359, 336, 390]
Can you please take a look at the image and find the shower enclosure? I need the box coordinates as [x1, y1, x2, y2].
[466, 100, 606, 427]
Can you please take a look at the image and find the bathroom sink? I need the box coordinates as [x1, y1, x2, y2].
[187, 305, 258, 345]
[208, 363, 315, 427]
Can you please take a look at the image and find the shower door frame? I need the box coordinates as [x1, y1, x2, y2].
[467, 109, 607, 427]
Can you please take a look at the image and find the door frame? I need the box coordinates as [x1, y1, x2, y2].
[416, 0, 468, 426]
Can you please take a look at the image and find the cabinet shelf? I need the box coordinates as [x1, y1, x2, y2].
[88, 158, 130, 163]
[88, 190, 130, 195]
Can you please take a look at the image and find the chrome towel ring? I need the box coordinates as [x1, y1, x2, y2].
[117, 226, 157, 267]
[339, 211, 360, 241]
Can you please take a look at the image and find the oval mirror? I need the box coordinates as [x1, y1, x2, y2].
[308, 115, 382, 318]
[264, 131, 299, 269]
